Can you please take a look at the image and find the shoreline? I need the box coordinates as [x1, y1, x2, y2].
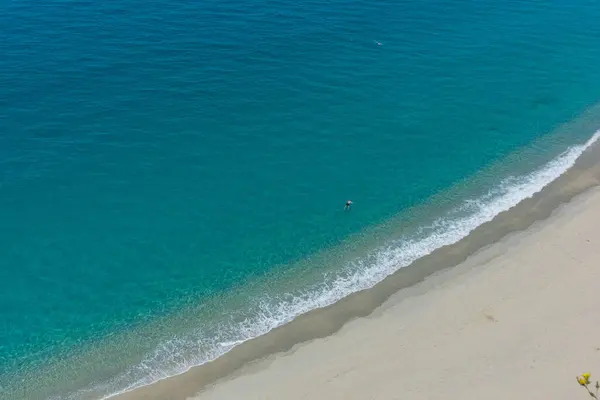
[113, 134, 600, 400]
[193, 181, 600, 400]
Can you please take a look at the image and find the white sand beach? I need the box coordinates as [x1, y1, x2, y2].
[188, 187, 600, 400]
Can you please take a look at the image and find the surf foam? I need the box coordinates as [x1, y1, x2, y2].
[81, 131, 599, 400]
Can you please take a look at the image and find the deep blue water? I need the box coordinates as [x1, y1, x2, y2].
[3, 0, 600, 398]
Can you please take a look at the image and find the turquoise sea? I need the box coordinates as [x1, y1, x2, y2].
[3, 0, 600, 398]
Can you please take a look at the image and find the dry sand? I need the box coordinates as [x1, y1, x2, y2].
[190, 187, 600, 400]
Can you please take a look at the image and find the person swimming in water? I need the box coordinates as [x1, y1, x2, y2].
[344, 200, 353, 210]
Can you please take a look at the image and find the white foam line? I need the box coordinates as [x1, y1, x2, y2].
[91, 131, 599, 400]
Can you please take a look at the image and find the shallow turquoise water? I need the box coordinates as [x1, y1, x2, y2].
[3, 0, 600, 398]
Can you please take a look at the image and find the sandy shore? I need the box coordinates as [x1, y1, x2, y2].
[185, 186, 600, 400]
[114, 128, 600, 400]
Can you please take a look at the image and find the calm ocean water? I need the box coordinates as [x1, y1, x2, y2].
[3, 0, 600, 398]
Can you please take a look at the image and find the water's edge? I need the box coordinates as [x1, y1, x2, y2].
[110, 130, 600, 400]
